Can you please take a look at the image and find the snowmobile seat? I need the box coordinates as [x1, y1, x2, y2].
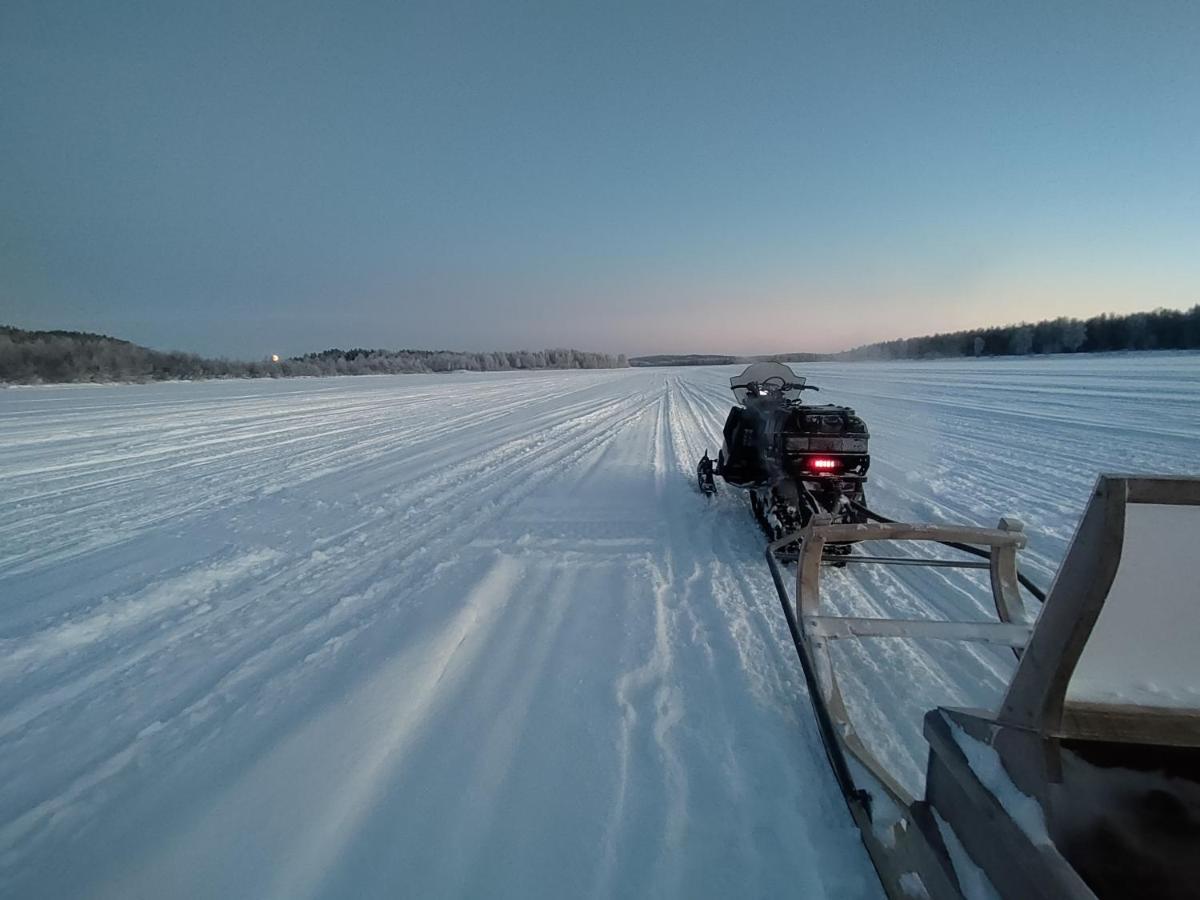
[718, 406, 767, 486]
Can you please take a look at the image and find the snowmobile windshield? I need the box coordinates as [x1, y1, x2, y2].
[730, 362, 806, 404]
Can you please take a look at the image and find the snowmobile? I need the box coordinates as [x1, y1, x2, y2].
[696, 362, 869, 558]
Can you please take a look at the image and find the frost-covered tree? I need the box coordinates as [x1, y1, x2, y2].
[1062, 320, 1087, 352]
[837, 304, 1200, 360]
[0, 325, 630, 384]
[1009, 326, 1034, 355]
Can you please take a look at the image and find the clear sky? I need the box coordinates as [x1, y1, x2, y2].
[2, 0, 1197, 358]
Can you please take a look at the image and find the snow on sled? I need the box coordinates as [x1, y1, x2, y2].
[765, 474, 1200, 900]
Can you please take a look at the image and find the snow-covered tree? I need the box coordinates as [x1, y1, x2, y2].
[1009, 326, 1034, 355]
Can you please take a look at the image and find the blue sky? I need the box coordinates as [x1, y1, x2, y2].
[2, 0, 1197, 357]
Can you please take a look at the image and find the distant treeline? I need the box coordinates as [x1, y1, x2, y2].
[8, 303, 1198, 383]
[0, 326, 628, 384]
[292, 347, 627, 375]
[630, 352, 829, 367]
[631, 305, 1200, 366]
[841, 305, 1200, 360]
[630, 354, 742, 367]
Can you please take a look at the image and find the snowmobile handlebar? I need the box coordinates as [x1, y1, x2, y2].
[730, 381, 818, 393]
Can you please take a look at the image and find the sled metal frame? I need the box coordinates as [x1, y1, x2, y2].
[771, 517, 1032, 805]
[765, 516, 1035, 898]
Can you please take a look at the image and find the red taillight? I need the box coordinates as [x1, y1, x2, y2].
[806, 456, 840, 471]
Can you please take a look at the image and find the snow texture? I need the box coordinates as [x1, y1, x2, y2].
[948, 723, 1051, 847]
[2, 353, 1198, 898]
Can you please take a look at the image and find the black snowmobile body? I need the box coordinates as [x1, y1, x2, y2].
[699, 362, 871, 545]
[718, 402, 869, 488]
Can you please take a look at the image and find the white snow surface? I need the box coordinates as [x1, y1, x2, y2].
[2, 354, 1198, 899]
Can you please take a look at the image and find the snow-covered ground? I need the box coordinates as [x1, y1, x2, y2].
[2, 354, 1197, 899]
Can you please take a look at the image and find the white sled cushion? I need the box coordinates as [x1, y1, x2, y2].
[1067, 502, 1200, 712]
[998, 475, 1200, 745]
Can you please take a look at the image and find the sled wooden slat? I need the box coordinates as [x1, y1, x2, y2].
[804, 616, 1032, 646]
[811, 521, 1028, 548]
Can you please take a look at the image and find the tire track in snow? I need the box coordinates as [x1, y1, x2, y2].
[600, 376, 879, 899]
[599, 390, 689, 898]
[0, 373, 646, 576]
[0, 375, 662, 884]
[101, 554, 525, 900]
[665, 375, 877, 897]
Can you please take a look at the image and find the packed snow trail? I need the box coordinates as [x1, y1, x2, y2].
[1, 369, 874, 899]
[2, 355, 1197, 898]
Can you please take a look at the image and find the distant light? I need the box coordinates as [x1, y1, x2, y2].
[271, 354, 280, 363]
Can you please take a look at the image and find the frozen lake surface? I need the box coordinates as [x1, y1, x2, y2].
[2, 353, 1197, 898]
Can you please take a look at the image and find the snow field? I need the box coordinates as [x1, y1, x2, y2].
[1, 353, 1197, 898]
